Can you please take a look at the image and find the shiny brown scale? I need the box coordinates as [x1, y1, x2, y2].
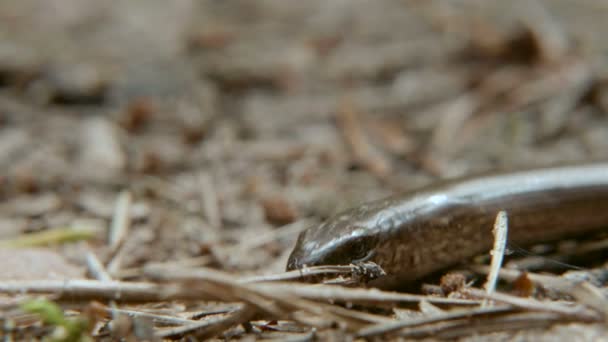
[286, 163, 608, 289]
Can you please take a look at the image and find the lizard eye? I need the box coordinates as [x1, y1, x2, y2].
[349, 235, 376, 264]
[352, 248, 375, 264]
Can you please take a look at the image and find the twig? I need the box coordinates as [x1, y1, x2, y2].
[0, 260, 479, 309]
[470, 265, 577, 291]
[0, 280, 176, 302]
[315, 303, 394, 325]
[462, 288, 601, 322]
[426, 311, 564, 339]
[145, 264, 477, 306]
[357, 305, 513, 338]
[484, 211, 508, 301]
[156, 306, 255, 340]
[144, 265, 380, 330]
[101, 306, 200, 326]
[252, 282, 478, 307]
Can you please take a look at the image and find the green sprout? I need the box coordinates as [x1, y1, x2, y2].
[21, 299, 91, 342]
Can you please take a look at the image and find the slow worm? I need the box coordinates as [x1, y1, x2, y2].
[286, 163, 608, 288]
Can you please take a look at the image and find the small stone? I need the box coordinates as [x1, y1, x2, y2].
[260, 195, 298, 226]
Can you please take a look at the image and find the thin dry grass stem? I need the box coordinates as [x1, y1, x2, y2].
[396, 318, 468, 339]
[85, 250, 122, 327]
[357, 305, 513, 338]
[254, 282, 479, 307]
[536, 90, 585, 141]
[263, 330, 317, 342]
[198, 171, 222, 230]
[102, 306, 199, 326]
[115, 255, 215, 279]
[173, 277, 285, 318]
[156, 306, 256, 340]
[569, 282, 608, 319]
[107, 190, 132, 275]
[462, 288, 601, 322]
[559, 236, 608, 257]
[108, 190, 131, 251]
[144, 265, 479, 333]
[479, 267, 608, 318]
[507, 59, 591, 109]
[146, 264, 478, 314]
[313, 303, 394, 325]
[188, 308, 240, 320]
[429, 93, 478, 157]
[0, 273, 475, 308]
[418, 299, 444, 315]
[335, 97, 391, 178]
[107, 246, 132, 282]
[97, 305, 242, 340]
[0, 294, 36, 312]
[144, 266, 373, 330]
[114, 255, 215, 279]
[0, 280, 176, 302]
[422, 311, 564, 339]
[86, 252, 111, 282]
[470, 265, 576, 291]
[144, 267, 286, 318]
[484, 211, 508, 303]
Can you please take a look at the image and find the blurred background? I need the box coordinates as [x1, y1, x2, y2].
[3, 0, 608, 339]
[1, 0, 608, 277]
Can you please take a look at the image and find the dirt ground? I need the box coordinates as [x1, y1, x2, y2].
[1, 0, 608, 340]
